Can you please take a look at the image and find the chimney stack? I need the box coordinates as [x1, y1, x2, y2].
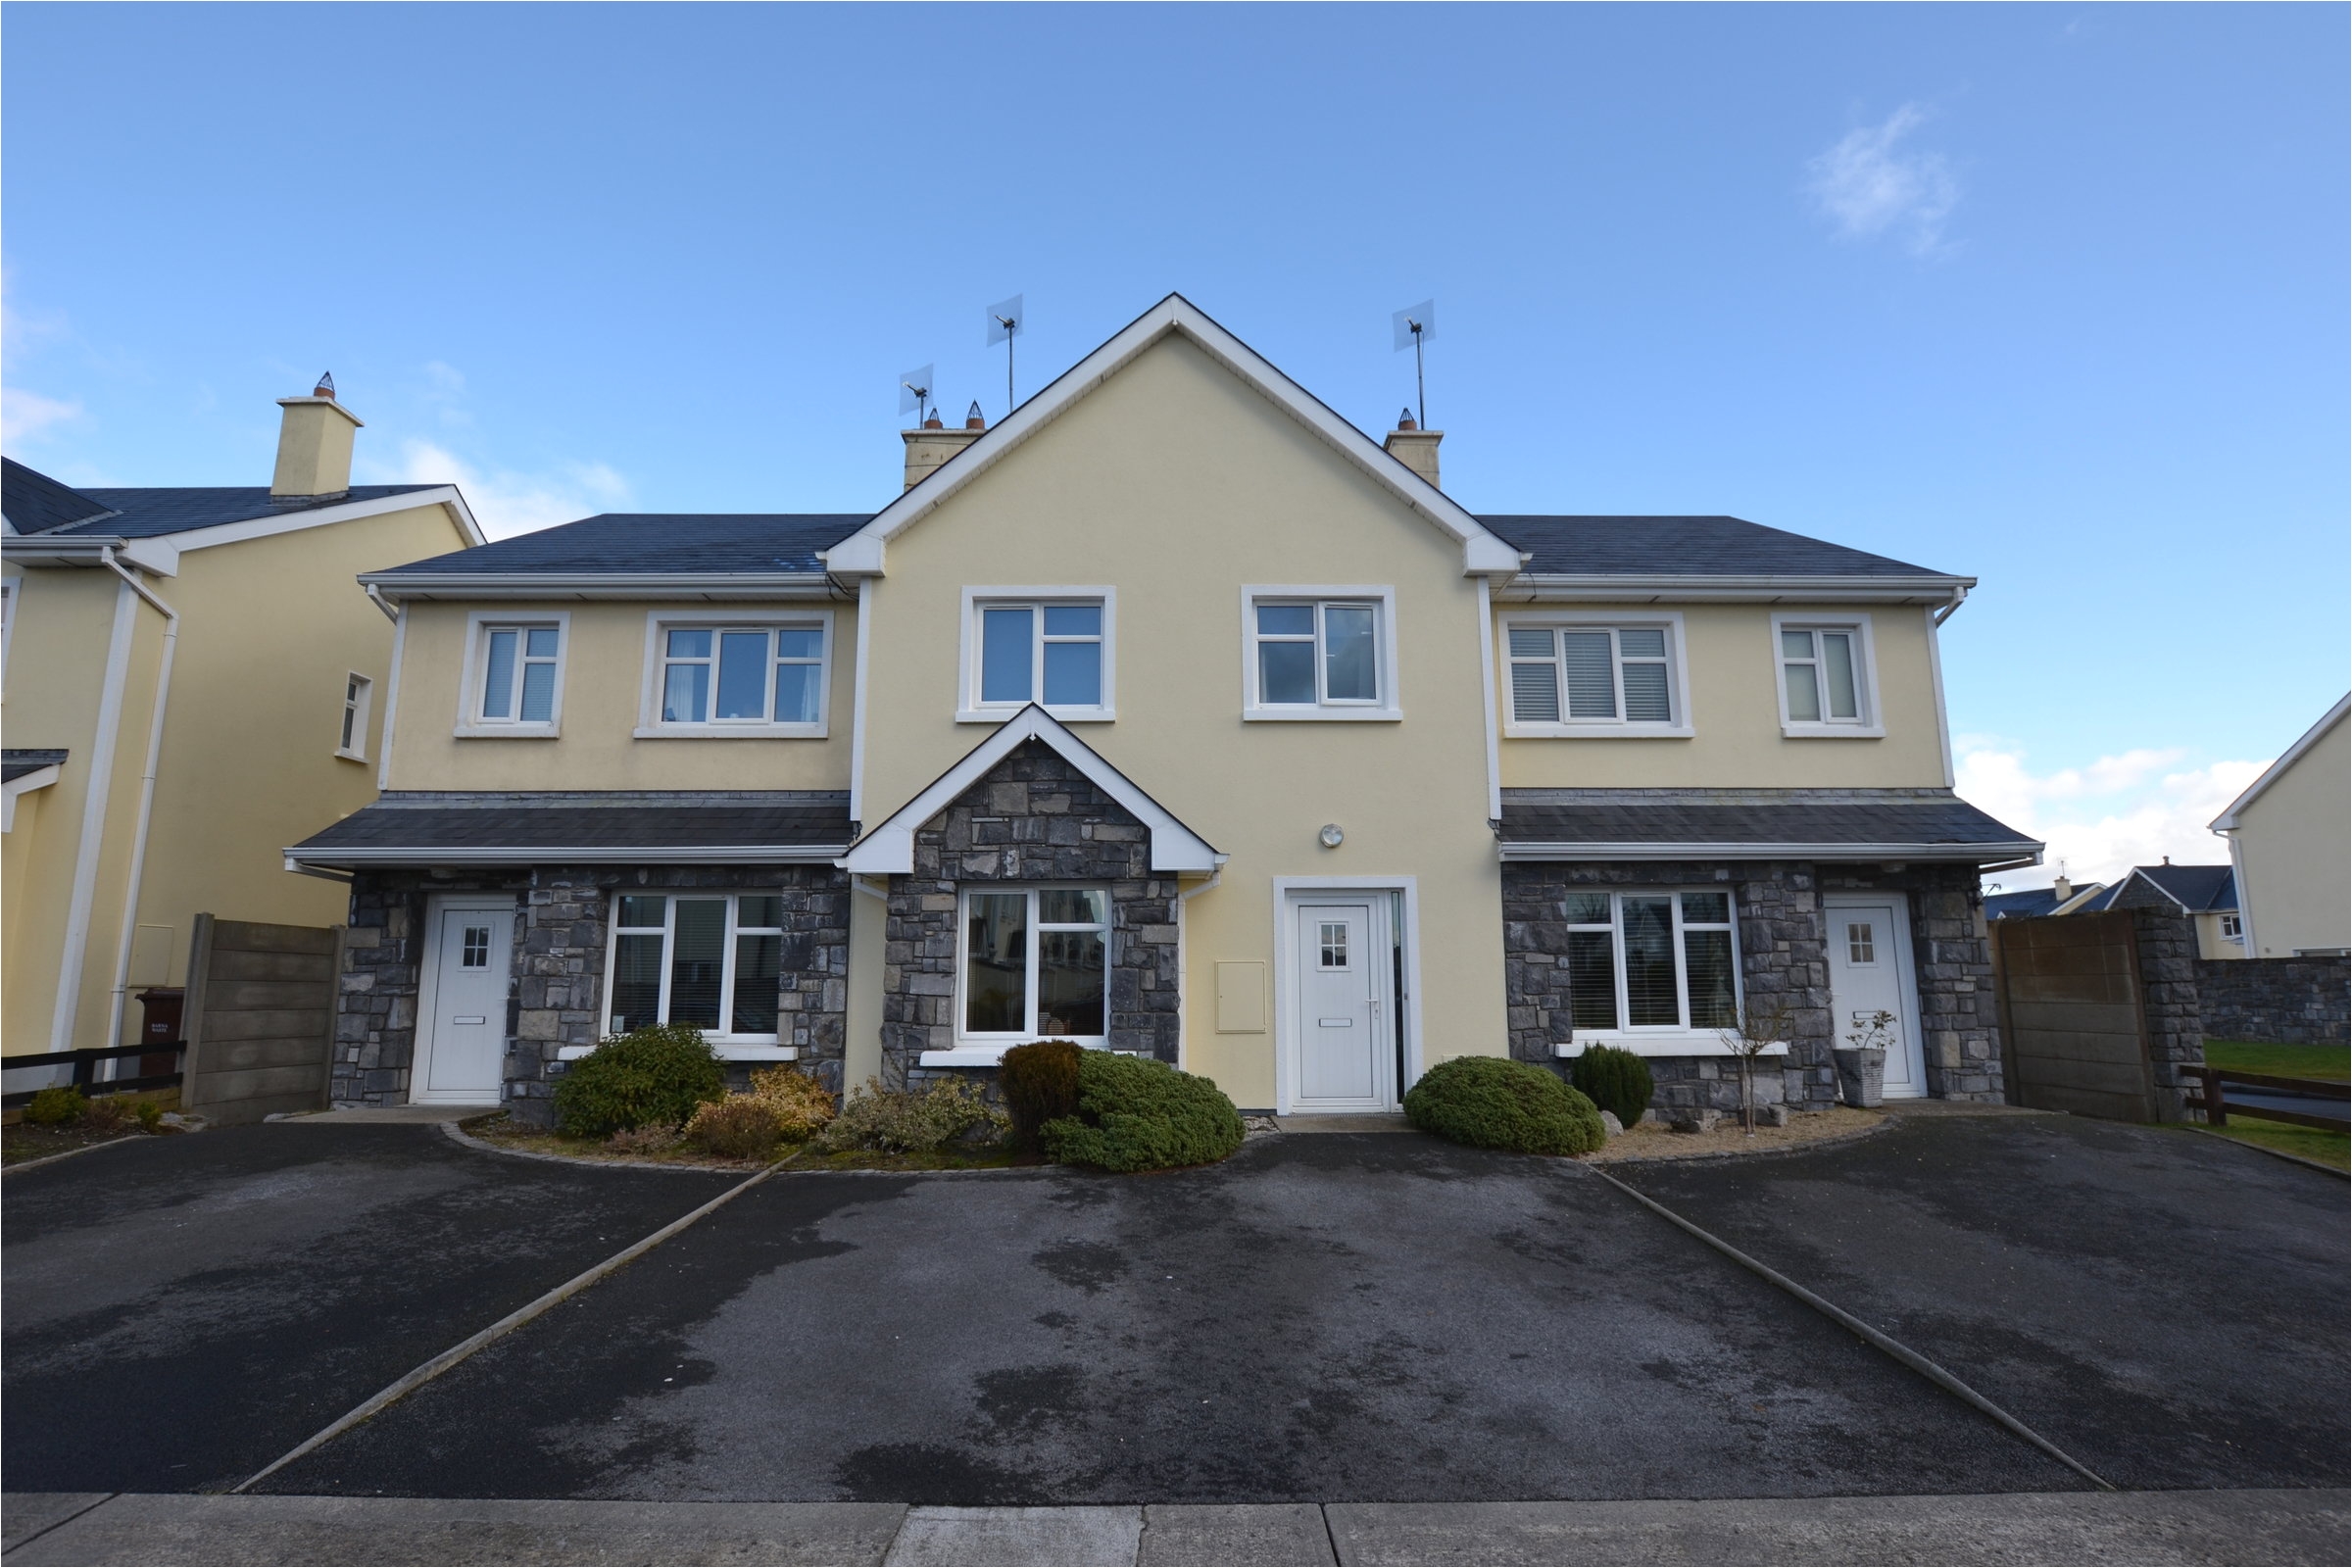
[902, 401, 987, 490]
[1384, 407, 1442, 491]
[2053, 874, 2073, 903]
[271, 371, 364, 500]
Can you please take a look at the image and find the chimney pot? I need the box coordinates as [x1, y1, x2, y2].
[314, 370, 337, 400]
[922, 413, 944, 429]
[1396, 407, 1417, 431]
[965, 401, 986, 430]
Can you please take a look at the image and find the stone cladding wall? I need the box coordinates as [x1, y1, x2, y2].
[2130, 907, 2206, 1120]
[1503, 858, 2006, 1113]
[882, 740, 1180, 1093]
[334, 864, 850, 1120]
[2194, 955, 2350, 1045]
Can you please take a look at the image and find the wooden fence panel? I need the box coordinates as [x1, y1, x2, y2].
[180, 913, 344, 1125]
[1992, 910, 2158, 1122]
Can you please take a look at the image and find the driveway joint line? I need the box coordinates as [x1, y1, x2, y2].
[2180, 1123, 2350, 1179]
[225, 1153, 793, 1495]
[0, 1491, 119, 1554]
[1580, 1161, 2119, 1493]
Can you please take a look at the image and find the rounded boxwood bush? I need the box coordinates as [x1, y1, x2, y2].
[22, 1086, 87, 1126]
[1570, 1043, 1654, 1128]
[999, 1039, 1083, 1152]
[1403, 1055, 1605, 1156]
[553, 1023, 726, 1139]
[1040, 1052, 1245, 1173]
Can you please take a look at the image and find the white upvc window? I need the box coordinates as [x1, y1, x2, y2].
[1501, 613, 1690, 737]
[957, 589, 1114, 722]
[2220, 913, 2244, 942]
[604, 892, 787, 1042]
[1772, 614, 1882, 737]
[1560, 889, 1740, 1040]
[638, 612, 831, 737]
[1241, 586, 1400, 720]
[957, 886, 1110, 1047]
[460, 612, 568, 735]
[336, 673, 374, 761]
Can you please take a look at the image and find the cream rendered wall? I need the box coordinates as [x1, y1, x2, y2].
[2234, 710, 2350, 956]
[2191, 911, 2246, 962]
[384, 597, 858, 793]
[1495, 603, 1949, 789]
[858, 333, 1505, 1110]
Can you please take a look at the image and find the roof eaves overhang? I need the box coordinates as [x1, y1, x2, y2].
[2210, 694, 2351, 831]
[1494, 839, 2044, 865]
[163, 486, 482, 555]
[1494, 573, 1977, 605]
[822, 294, 1525, 580]
[1, 534, 181, 575]
[284, 843, 851, 871]
[361, 571, 837, 603]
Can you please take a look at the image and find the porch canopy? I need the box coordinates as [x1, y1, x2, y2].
[1495, 790, 2041, 866]
[284, 791, 854, 871]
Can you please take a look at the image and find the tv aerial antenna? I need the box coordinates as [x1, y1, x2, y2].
[898, 364, 936, 426]
[1392, 300, 1436, 428]
[987, 295, 1023, 417]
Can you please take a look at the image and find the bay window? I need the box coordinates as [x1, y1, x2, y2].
[1562, 890, 1740, 1036]
[606, 893, 786, 1040]
[959, 887, 1109, 1045]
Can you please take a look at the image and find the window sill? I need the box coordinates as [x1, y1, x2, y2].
[920, 1041, 1108, 1066]
[333, 748, 368, 763]
[1780, 723, 1885, 740]
[453, 725, 561, 739]
[632, 724, 829, 740]
[1503, 723, 1692, 740]
[558, 1042, 797, 1062]
[956, 707, 1114, 725]
[1241, 707, 1402, 723]
[1552, 1036, 1788, 1059]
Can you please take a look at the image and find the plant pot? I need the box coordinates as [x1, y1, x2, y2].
[1834, 1047, 1886, 1108]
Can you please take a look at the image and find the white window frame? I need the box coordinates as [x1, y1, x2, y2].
[956, 588, 1116, 723]
[927, 885, 1112, 1064]
[592, 890, 798, 1056]
[1240, 585, 1402, 721]
[1547, 888, 1766, 1058]
[336, 672, 374, 761]
[635, 610, 833, 738]
[2219, 913, 2245, 942]
[1499, 611, 1692, 739]
[1771, 612, 1883, 738]
[456, 611, 570, 737]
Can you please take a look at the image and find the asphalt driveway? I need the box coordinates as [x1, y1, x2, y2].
[5, 1112, 2344, 1506]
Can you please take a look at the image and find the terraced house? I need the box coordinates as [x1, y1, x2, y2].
[288, 296, 2039, 1121]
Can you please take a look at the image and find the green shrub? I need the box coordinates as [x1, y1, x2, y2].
[683, 1095, 783, 1159]
[742, 1065, 836, 1139]
[22, 1086, 86, 1126]
[1570, 1044, 1654, 1128]
[82, 1097, 133, 1133]
[1040, 1052, 1245, 1174]
[999, 1040, 1083, 1152]
[1403, 1056, 1605, 1156]
[133, 1100, 166, 1132]
[810, 1077, 1009, 1154]
[553, 1023, 726, 1139]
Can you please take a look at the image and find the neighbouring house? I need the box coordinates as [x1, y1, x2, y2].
[1984, 874, 2105, 922]
[2073, 862, 2247, 961]
[285, 295, 2039, 1120]
[2209, 695, 2351, 959]
[1, 381, 479, 1097]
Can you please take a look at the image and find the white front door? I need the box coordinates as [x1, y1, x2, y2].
[1824, 895, 1927, 1099]
[1290, 900, 1396, 1112]
[414, 904, 514, 1104]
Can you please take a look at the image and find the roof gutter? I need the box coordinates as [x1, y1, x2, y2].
[284, 844, 853, 871]
[1934, 583, 1971, 626]
[1495, 573, 1977, 604]
[1494, 839, 2044, 864]
[361, 571, 835, 602]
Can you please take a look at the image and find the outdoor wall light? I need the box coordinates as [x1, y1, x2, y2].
[1318, 823, 1345, 849]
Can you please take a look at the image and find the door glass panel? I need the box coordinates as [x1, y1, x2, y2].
[612, 933, 662, 1032]
[1258, 639, 1314, 705]
[715, 631, 771, 719]
[1037, 929, 1104, 1037]
[1323, 606, 1377, 701]
[963, 893, 1028, 1032]
[1038, 889, 1106, 924]
[1567, 930, 1617, 1030]
[980, 607, 1034, 704]
[1042, 639, 1102, 706]
[667, 899, 726, 1028]
[1319, 921, 1348, 968]
[1847, 922, 1876, 964]
[730, 933, 780, 1035]
[1684, 929, 1736, 1029]
[461, 926, 491, 968]
[1622, 896, 1679, 1026]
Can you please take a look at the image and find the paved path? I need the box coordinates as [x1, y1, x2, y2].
[4, 1489, 2344, 1565]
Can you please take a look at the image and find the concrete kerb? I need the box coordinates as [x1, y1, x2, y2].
[2179, 1122, 2351, 1180]
[436, 1118, 1064, 1180]
[0, 1135, 163, 1177]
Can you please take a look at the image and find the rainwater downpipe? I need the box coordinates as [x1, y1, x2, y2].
[100, 547, 180, 1066]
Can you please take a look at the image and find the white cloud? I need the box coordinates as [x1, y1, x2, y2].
[1957, 741, 2267, 888]
[2, 267, 84, 452]
[1805, 105, 1959, 256]
[2, 386, 84, 445]
[366, 438, 631, 540]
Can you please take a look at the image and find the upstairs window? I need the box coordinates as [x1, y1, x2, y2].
[1244, 589, 1398, 719]
[1773, 617, 1879, 735]
[961, 592, 1113, 720]
[607, 893, 786, 1039]
[648, 615, 829, 734]
[1563, 890, 1740, 1037]
[337, 673, 373, 761]
[468, 617, 566, 730]
[1504, 619, 1686, 735]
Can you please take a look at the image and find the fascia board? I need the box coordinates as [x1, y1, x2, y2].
[2210, 695, 2350, 829]
[285, 844, 850, 868]
[1495, 839, 2045, 863]
[1496, 573, 1977, 604]
[362, 572, 835, 602]
[166, 486, 471, 555]
[2, 536, 126, 566]
[823, 295, 1515, 578]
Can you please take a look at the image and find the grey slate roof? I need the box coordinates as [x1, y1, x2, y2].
[287, 792, 854, 863]
[4, 459, 443, 540]
[376, 514, 871, 577]
[2082, 864, 2237, 913]
[1477, 515, 1945, 578]
[1496, 791, 2037, 857]
[1986, 887, 2071, 920]
[2, 749, 69, 783]
[2, 461, 115, 533]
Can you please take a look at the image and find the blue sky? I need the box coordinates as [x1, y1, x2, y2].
[6, 4, 2344, 884]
